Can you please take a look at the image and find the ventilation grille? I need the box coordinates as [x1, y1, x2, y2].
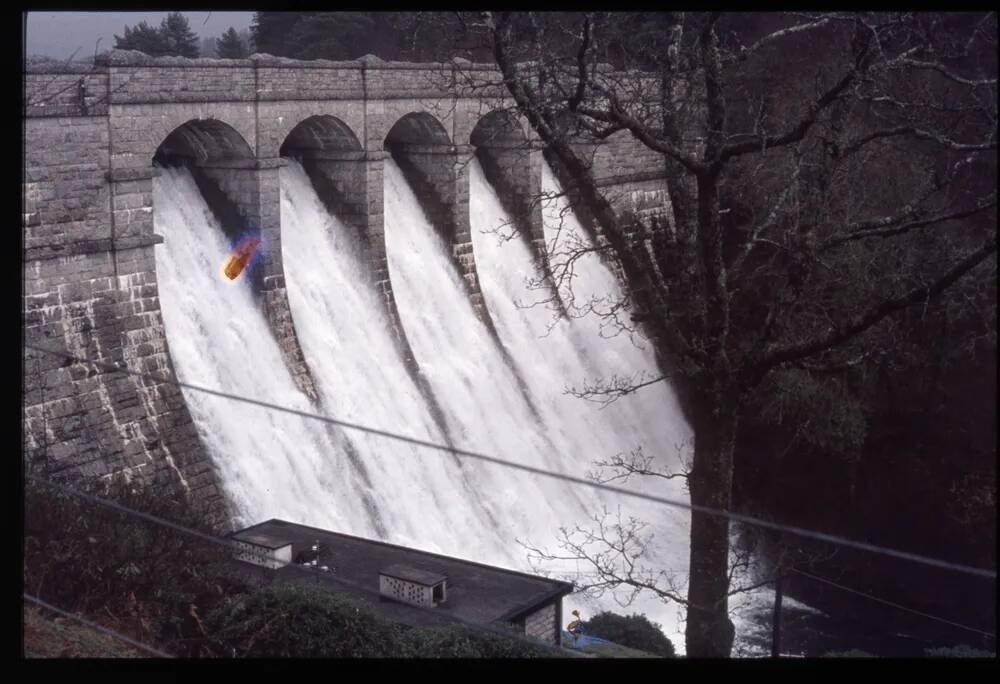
[379, 565, 447, 608]
[381, 576, 430, 606]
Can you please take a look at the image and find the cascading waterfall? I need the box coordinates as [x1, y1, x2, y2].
[470, 158, 691, 489]
[153, 165, 377, 533]
[153, 157, 695, 650]
[280, 159, 509, 553]
[468, 157, 693, 642]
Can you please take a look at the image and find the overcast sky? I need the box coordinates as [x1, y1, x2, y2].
[26, 11, 255, 60]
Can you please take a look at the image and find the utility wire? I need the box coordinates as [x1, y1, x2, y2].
[787, 568, 997, 641]
[23, 342, 998, 580]
[23, 592, 174, 658]
[24, 476, 575, 658]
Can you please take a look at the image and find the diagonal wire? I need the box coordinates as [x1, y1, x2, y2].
[787, 568, 997, 641]
[22, 342, 998, 580]
[23, 593, 174, 658]
[24, 476, 575, 657]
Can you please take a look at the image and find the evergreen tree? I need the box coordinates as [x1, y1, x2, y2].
[199, 35, 217, 58]
[248, 11, 475, 61]
[239, 28, 255, 55]
[286, 12, 376, 60]
[113, 20, 170, 57]
[216, 27, 248, 59]
[159, 12, 200, 58]
[251, 11, 307, 56]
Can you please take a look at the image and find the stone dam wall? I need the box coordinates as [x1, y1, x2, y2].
[23, 51, 672, 530]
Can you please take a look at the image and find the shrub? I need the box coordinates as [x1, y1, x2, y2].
[580, 611, 675, 657]
[24, 477, 233, 656]
[924, 645, 995, 658]
[406, 624, 554, 658]
[206, 583, 405, 657]
[207, 583, 558, 658]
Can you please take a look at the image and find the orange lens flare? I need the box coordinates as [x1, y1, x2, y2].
[222, 237, 261, 281]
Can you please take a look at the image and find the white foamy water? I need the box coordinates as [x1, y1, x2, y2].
[280, 159, 508, 553]
[154, 165, 379, 533]
[469, 157, 693, 648]
[155, 156, 696, 653]
[382, 157, 583, 551]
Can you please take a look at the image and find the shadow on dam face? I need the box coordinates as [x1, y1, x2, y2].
[154, 119, 265, 293]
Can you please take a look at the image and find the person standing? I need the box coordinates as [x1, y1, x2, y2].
[567, 610, 584, 637]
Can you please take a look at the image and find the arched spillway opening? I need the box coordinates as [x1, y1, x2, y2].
[279, 115, 368, 258]
[273, 111, 513, 549]
[470, 110, 536, 247]
[383, 112, 462, 251]
[380, 111, 609, 567]
[383, 111, 550, 426]
[153, 119, 266, 292]
[151, 118, 319, 403]
[470, 110, 567, 318]
[277, 114, 460, 455]
[464, 139, 696, 647]
[150, 117, 389, 536]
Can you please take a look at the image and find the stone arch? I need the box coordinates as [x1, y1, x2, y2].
[277, 114, 370, 270]
[381, 110, 463, 275]
[152, 119, 259, 250]
[148, 115, 319, 402]
[125, 106, 256, 171]
[384, 112, 453, 148]
[469, 108, 551, 288]
[382, 108, 512, 349]
[154, 118, 256, 167]
[470, 109, 529, 149]
[279, 115, 363, 158]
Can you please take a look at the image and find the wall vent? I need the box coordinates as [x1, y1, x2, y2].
[379, 564, 447, 608]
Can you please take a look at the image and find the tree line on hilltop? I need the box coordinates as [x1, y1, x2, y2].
[113, 12, 250, 59]
[111, 12, 497, 63]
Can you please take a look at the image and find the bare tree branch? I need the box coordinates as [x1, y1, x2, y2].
[893, 57, 998, 87]
[729, 15, 836, 63]
[758, 238, 997, 374]
[840, 126, 997, 157]
[588, 444, 691, 485]
[820, 196, 997, 251]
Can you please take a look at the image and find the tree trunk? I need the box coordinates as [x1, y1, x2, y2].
[771, 568, 783, 658]
[685, 398, 738, 657]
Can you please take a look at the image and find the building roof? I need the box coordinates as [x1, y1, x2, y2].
[229, 519, 574, 627]
[231, 529, 293, 550]
[380, 564, 447, 587]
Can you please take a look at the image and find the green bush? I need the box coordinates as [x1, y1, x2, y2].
[924, 645, 995, 658]
[24, 478, 234, 656]
[406, 624, 554, 658]
[580, 611, 675, 657]
[206, 583, 405, 657]
[207, 583, 557, 658]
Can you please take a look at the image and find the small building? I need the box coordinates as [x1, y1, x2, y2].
[228, 519, 574, 647]
[231, 530, 293, 569]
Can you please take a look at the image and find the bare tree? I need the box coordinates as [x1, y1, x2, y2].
[481, 11, 997, 656]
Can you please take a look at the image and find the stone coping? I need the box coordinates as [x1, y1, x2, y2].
[29, 50, 631, 75]
[23, 50, 503, 73]
[25, 59, 101, 74]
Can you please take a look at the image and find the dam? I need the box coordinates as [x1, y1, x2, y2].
[24, 49, 690, 644]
